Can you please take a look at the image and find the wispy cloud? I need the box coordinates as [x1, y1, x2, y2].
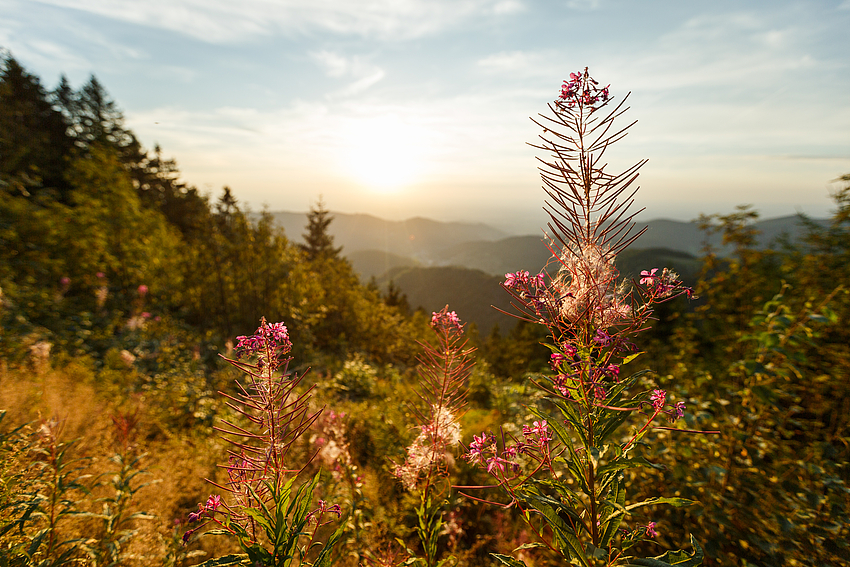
[611, 10, 823, 93]
[310, 50, 386, 96]
[32, 0, 519, 42]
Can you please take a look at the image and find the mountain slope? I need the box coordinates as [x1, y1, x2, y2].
[377, 266, 516, 334]
[266, 211, 507, 261]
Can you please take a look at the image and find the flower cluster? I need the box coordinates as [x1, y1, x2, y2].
[647, 389, 686, 421]
[522, 420, 553, 445]
[504, 270, 545, 289]
[559, 68, 610, 107]
[431, 307, 463, 333]
[234, 318, 292, 361]
[640, 267, 690, 299]
[466, 419, 557, 478]
[465, 433, 511, 475]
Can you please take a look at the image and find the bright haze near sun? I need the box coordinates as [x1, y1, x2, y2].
[4, 0, 849, 233]
[341, 115, 428, 193]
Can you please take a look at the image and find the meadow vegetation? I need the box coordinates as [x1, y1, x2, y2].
[1, 55, 848, 566]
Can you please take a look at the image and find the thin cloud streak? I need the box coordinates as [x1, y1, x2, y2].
[32, 0, 519, 42]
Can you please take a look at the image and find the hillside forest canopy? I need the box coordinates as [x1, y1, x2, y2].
[1, 55, 848, 567]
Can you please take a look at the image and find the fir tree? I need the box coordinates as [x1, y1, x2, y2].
[300, 196, 342, 261]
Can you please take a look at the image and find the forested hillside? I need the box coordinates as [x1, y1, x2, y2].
[1, 55, 848, 567]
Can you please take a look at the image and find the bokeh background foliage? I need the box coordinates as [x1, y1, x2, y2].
[1, 55, 848, 566]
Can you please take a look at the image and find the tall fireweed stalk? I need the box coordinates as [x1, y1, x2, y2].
[392, 307, 473, 567]
[183, 318, 343, 567]
[462, 69, 711, 567]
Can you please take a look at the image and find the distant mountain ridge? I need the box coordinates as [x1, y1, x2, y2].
[268, 210, 823, 267]
[266, 211, 507, 262]
[264, 210, 824, 279]
[263, 210, 823, 333]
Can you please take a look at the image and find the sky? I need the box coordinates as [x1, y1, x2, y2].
[2, 0, 849, 233]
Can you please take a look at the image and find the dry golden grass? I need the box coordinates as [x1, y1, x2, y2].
[0, 361, 241, 565]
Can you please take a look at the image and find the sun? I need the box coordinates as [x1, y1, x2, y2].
[341, 115, 424, 192]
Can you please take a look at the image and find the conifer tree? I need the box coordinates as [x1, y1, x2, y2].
[0, 54, 73, 200]
[300, 196, 342, 261]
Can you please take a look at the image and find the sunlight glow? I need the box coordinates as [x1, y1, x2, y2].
[341, 115, 426, 193]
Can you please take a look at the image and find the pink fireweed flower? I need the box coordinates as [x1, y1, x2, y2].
[532, 272, 546, 288]
[606, 364, 620, 379]
[467, 433, 490, 459]
[137, 284, 148, 296]
[205, 494, 221, 511]
[502, 444, 522, 459]
[60, 276, 71, 287]
[593, 383, 607, 400]
[235, 319, 292, 358]
[431, 308, 463, 332]
[504, 270, 530, 289]
[523, 420, 552, 446]
[646, 521, 659, 538]
[558, 68, 610, 108]
[531, 420, 548, 437]
[650, 389, 666, 410]
[674, 401, 686, 420]
[593, 329, 612, 346]
[640, 268, 658, 286]
[486, 456, 509, 475]
[553, 374, 572, 398]
[550, 353, 566, 369]
[96, 272, 105, 279]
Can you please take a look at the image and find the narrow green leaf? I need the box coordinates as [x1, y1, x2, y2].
[312, 522, 346, 567]
[622, 352, 645, 365]
[512, 542, 548, 552]
[195, 553, 251, 566]
[491, 553, 529, 567]
[625, 496, 697, 511]
[26, 528, 49, 557]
